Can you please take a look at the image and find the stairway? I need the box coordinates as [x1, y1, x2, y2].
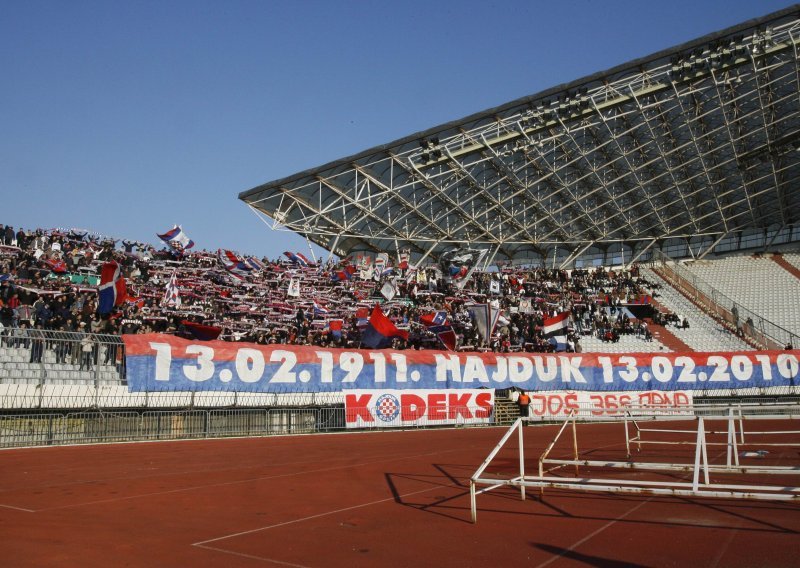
[771, 253, 800, 281]
[646, 322, 693, 352]
[494, 398, 518, 425]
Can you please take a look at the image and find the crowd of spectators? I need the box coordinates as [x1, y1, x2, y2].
[0, 223, 671, 355]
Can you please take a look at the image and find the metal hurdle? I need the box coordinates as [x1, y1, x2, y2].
[625, 402, 800, 462]
[470, 402, 800, 523]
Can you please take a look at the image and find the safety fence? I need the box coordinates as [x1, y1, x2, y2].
[0, 328, 125, 386]
[0, 407, 342, 448]
[0, 403, 496, 449]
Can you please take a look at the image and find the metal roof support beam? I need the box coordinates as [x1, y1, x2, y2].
[626, 238, 658, 268]
[696, 231, 730, 260]
[484, 243, 502, 270]
[559, 241, 596, 270]
[327, 233, 342, 264]
[414, 241, 440, 269]
[305, 235, 317, 263]
[763, 223, 786, 252]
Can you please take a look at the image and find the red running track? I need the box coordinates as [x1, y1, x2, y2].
[0, 424, 798, 567]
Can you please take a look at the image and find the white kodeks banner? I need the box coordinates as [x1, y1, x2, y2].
[345, 389, 494, 428]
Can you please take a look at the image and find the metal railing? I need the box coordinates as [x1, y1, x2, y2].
[651, 250, 800, 350]
[0, 404, 496, 448]
[0, 328, 125, 386]
[0, 407, 342, 448]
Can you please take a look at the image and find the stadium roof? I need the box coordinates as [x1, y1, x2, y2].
[241, 5, 800, 267]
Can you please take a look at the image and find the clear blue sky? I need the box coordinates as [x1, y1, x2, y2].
[1, 0, 793, 260]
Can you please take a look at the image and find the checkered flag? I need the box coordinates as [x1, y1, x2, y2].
[162, 270, 181, 308]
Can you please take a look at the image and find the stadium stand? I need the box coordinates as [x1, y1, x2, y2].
[682, 255, 800, 338]
[640, 267, 754, 352]
[0, 223, 767, 382]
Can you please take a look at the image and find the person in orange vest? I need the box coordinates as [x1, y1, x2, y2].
[517, 390, 531, 421]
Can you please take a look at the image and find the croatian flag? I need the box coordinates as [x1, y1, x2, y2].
[284, 251, 310, 266]
[245, 257, 265, 272]
[97, 261, 127, 315]
[543, 311, 570, 352]
[217, 249, 252, 280]
[313, 301, 329, 316]
[157, 225, 194, 254]
[361, 304, 409, 349]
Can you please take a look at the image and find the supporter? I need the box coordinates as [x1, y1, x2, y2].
[0, 223, 677, 358]
[29, 323, 45, 363]
[79, 332, 95, 371]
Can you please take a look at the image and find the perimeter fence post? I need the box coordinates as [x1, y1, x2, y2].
[518, 420, 526, 501]
[572, 416, 579, 475]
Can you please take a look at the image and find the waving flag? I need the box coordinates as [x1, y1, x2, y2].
[439, 247, 487, 289]
[398, 250, 410, 270]
[420, 310, 456, 351]
[162, 270, 181, 308]
[157, 225, 194, 254]
[245, 257, 265, 272]
[331, 264, 356, 281]
[466, 304, 501, 345]
[420, 310, 448, 327]
[543, 311, 571, 352]
[283, 251, 310, 266]
[430, 325, 458, 351]
[313, 301, 329, 316]
[374, 253, 388, 277]
[97, 261, 127, 315]
[328, 319, 344, 339]
[287, 278, 301, 298]
[355, 306, 370, 328]
[361, 304, 408, 349]
[217, 249, 252, 280]
[44, 258, 67, 273]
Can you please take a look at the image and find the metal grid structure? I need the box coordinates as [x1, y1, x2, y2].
[241, 6, 800, 267]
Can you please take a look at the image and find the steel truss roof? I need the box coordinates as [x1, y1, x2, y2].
[240, 6, 800, 265]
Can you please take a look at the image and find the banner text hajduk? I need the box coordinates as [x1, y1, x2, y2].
[123, 334, 800, 392]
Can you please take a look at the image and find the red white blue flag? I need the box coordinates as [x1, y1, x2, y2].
[217, 249, 252, 280]
[284, 251, 311, 266]
[361, 304, 409, 349]
[97, 261, 127, 315]
[543, 311, 570, 352]
[313, 300, 329, 316]
[157, 225, 194, 254]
